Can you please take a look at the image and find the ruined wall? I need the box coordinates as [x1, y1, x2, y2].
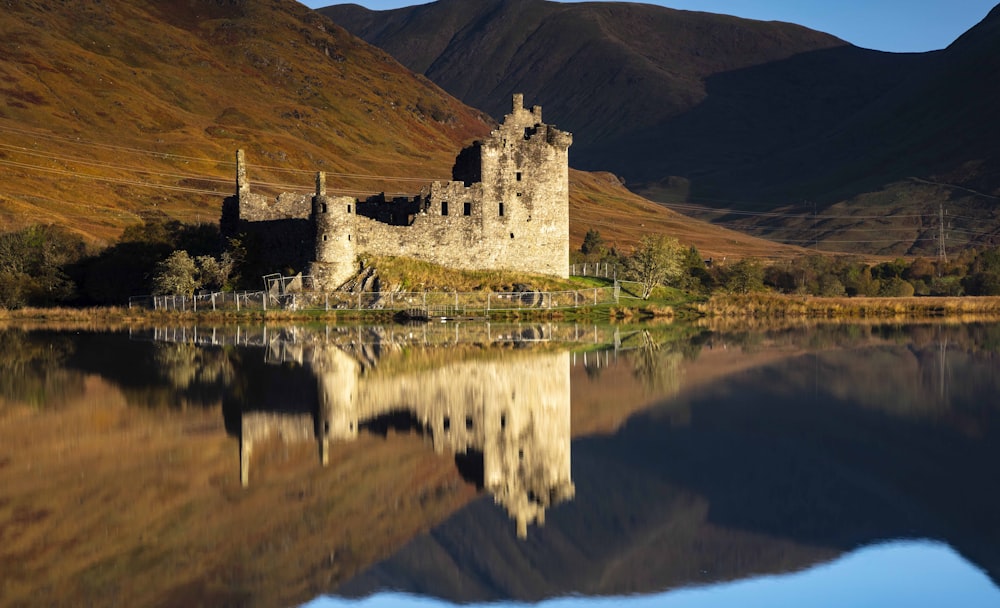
[223, 150, 316, 274]
[310, 94, 571, 288]
[226, 94, 571, 289]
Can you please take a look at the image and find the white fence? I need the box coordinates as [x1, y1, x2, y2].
[129, 285, 620, 315]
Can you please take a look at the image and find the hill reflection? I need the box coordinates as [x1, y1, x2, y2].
[4, 322, 1000, 608]
[336, 323, 1000, 603]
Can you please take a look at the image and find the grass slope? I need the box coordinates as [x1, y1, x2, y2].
[0, 0, 491, 244]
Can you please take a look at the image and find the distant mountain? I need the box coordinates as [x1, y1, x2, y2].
[322, 0, 1000, 255]
[0, 0, 800, 261]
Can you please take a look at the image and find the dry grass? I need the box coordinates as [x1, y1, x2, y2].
[365, 256, 591, 292]
[698, 293, 1000, 320]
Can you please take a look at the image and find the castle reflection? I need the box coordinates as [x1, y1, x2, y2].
[144, 324, 617, 538]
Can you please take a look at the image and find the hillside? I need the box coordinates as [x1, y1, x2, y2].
[0, 0, 804, 264]
[322, 0, 1000, 256]
[0, 0, 490, 244]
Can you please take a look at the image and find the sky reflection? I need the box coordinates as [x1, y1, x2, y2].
[304, 540, 1000, 608]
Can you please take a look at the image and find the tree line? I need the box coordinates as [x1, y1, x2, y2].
[0, 221, 265, 309]
[3, 221, 1000, 309]
[575, 227, 1000, 299]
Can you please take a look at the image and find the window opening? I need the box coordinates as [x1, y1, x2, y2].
[499, 202, 505, 217]
[442, 201, 449, 216]
[463, 202, 472, 216]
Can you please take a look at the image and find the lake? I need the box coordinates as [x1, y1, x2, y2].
[1, 321, 999, 607]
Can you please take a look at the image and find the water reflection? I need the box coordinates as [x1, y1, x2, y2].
[144, 325, 581, 538]
[3, 322, 1000, 608]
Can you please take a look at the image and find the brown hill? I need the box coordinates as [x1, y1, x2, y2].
[322, 0, 1000, 256]
[0, 0, 490, 244]
[0, 0, 802, 263]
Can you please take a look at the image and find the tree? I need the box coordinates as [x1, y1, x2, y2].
[195, 252, 235, 292]
[721, 258, 765, 294]
[153, 251, 201, 296]
[623, 235, 684, 299]
[580, 228, 606, 257]
[0, 225, 85, 308]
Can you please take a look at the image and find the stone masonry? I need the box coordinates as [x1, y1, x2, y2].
[221, 94, 572, 289]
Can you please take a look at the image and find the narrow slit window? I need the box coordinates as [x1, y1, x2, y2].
[347, 234, 351, 241]
[347, 204, 351, 213]
[499, 202, 505, 217]
[516, 171, 522, 182]
[463, 202, 472, 216]
[322, 235, 328, 242]
[510, 232, 515, 239]
[442, 201, 449, 216]
[321, 203, 328, 213]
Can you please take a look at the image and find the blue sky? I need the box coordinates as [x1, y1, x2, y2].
[300, 0, 998, 53]
[302, 540, 1000, 608]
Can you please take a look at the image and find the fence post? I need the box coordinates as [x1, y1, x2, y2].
[262, 292, 267, 311]
[325, 292, 329, 311]
[594, 288, 598, 305]
[237, 293, 241, 312]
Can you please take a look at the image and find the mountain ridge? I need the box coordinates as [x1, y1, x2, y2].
[0, 0, 803, 261]
[322, 0, 1000, 255]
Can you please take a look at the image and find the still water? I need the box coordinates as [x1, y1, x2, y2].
[1, 322, 999, 607]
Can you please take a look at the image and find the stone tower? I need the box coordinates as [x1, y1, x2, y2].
[461, 94, 573, 278]
[311, 172, 359, 288]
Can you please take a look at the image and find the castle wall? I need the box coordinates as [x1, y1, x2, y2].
[227, 94, 571, 290]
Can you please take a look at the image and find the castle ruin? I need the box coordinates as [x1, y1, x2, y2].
[222, 94, 572, 290]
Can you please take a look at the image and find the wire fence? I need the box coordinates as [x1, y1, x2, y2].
[129, 285, 621, 316]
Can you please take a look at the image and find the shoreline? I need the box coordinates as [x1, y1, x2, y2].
[6, 294, 1000, 328]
